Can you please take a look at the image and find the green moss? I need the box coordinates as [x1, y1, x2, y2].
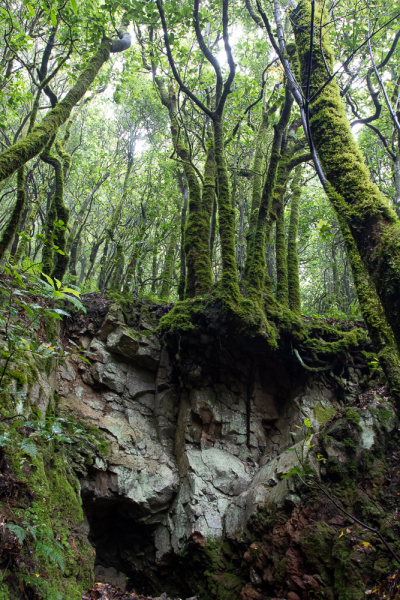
[344, 408, 361, 430]
[0, 39, 112, 183]
[287, 166, 302, 313]
[0, 166, 26, 261]
[164, 89, 213, 299]
[1, 432, 95, 599]
[8, 369, 26, 388]
[160, 213, 179, 299]
[184, 538, 245, 600]
[244, 83, 293, 304]
[343, 437, 357, 452]
[293, 0, 400, 363]
[314, 403, 336, 425]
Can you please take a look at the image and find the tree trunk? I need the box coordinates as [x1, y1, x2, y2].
[287, 166, 302, 313]
[160, 213, 179, 299]
[0, 40, 112, 183]
[213, 116, 240, 301]
[244, 85, 293, 302]
[293, 0, 400, 350]
[275, 194, 288, 306]
[0, 167, 26, 261]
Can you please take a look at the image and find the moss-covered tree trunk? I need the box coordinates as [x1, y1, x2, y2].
[84, 237, 104, 284]
[0, 167, 26, 261]
[244, 85, 293, 302]
[99, 152, 133, 291]
[275, 194, 288, 306]
[40, 136, 70, 280]
[329, 186, 400, 400]
[12, 187, 44, 266]
[245, 97, 276, 274]
[178, 180, 188, 300]
[160, 213, 179, 299]
[123, 219, 146, 294]
[154, 79, 212, 298]
[213, 116, 241, 301]
[109, 243, 124, 292]
[287, 166, 302, 313]
[271, 123, 309, 306]
[209, 192, 217, 261]
[0, 40, 112, 183]
[169, 90, 212, 298]
[151, 220, 159, 294]
[293, 0, 400, 350]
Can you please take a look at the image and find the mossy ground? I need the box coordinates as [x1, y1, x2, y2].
[0, 433, 95, 599]
[0, 359, 108, 599]
[242, 397, 400, 600]
[180, 539, 245, 600]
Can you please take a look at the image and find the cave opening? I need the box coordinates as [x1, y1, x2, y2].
[82, 493, 175, 596]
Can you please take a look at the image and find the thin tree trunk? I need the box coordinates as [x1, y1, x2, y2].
[287, 166, 302, 313]
[0, 167, 26, 261]
[0, 40, 112, 183]
[160, 213, 179, 299]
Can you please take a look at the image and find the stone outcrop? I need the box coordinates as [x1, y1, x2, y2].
[56, 301, 398, 599]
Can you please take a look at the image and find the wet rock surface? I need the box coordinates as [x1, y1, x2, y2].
[59, 300, 399, 599]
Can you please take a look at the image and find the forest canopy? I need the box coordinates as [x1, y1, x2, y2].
[1, 0, 400, 380]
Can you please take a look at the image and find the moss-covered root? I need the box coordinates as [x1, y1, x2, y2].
[293, 0, 400, 351]
[0, 39, 112, 183]
[287, 166, 302, 313]
[0, 166, 26, 261]
[329, 185, 400, 401]
[161, 212, 179, 299]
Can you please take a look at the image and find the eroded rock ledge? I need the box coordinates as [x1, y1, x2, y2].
[58, 300, 399, 600]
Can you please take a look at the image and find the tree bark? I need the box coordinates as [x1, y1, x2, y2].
[293, 0, 400, 350]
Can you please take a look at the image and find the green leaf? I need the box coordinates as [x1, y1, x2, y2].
[6, 524, 27, 544]
[70, 0, 77, 15]
[19, 439, 37, 458]
[27, 3, 35, 16]
[52, 308, 70, 317]
[42, 273, 54, 287]
[50, 8, 57, 26]
[304, 418, 312, 429]
[61, 287, 80, 297]
[63, 293, 86, 314]
[53, 290, 64, 298]
[55, 278, 62, 290]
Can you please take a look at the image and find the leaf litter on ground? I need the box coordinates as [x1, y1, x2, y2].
[82, 582, 197, 600]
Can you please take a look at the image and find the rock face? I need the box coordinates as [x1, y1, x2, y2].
[58, 303, 398, 599]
